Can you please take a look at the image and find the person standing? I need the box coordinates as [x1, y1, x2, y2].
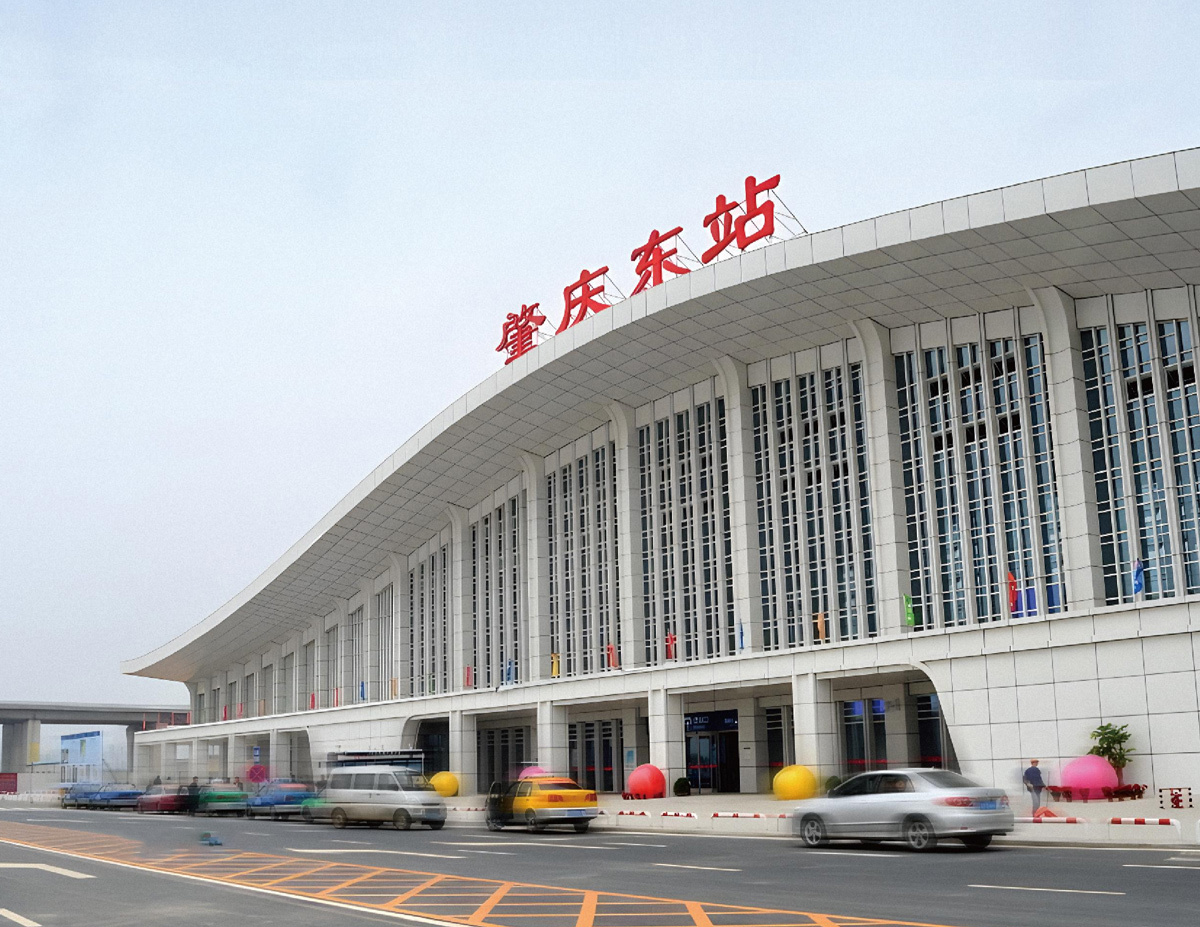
[186, 777, 201, 816]
[1023, 759, 1045, 813]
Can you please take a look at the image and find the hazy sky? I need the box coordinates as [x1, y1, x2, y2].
[2, 2, 1198, 706]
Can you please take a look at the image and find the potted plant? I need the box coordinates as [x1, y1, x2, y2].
[672, 777, 691, 797]
[1088, 722, 1135, 786]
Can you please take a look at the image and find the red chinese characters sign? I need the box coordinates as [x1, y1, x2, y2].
[496, 173, 789, 364]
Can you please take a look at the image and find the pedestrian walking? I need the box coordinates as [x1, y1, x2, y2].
[186, 776, 201, 816]
[1023, 759, 1045, 813]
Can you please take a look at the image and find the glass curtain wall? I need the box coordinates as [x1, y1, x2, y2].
[751, 359, 876, 647]
[896, 328, 1065, 629]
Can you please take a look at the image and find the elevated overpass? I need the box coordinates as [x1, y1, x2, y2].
[0, 701, 189, 775]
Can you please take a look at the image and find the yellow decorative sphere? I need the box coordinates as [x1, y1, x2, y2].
[772, 764, 817, 801]
[430, 771, 459, 797]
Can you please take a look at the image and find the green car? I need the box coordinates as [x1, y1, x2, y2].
[197, 782, 248, 815]
[299, 793, 327, 823]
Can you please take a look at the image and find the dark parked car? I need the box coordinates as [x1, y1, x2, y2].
[89, 783, 143, 810]
[137, 785, 189, 814]
[61, 782, 101, 809]
[246, 780, 316, 819]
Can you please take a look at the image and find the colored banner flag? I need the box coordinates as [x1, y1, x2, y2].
[606, 642, 619, 669]
[665, 631, 677, 659]
[309, 692, 316, 710]
[359, 681, 366, 701]
[1007, 572, 1018, 613]
[464, 665, 474, 688]
[506, 659, 514, 684]
[1133, 558, 1145, 595]
[903, 594, 916, 627]
[550, 652, 561, 678]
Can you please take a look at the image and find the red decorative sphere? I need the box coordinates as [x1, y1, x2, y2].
[626, 764, 666, 799]
[1060, 754, 1118, 797]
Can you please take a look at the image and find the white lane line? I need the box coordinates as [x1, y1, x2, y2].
[654, 863, 741, 873]
[0, 863, 95, 880]
[810, 850, 899, 859]
[0, 909, 40, 926]
[331, 839, 372, 845]
[1123, 863, 1200, 870]
[23, 820, 85, 824]
[606, 842, 667, 848]
[461, 850, 516, 856]
[970, 884, 1125, 896]
[287, 848, 465, 860]
[434, 841, 528, 847]
[242, 832, 270, 836]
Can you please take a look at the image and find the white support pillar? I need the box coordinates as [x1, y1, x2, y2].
[848, 319, 909, 636]
[731, 697, 766, 794]
[521, 452, 551, 681]
[712, 356, 763, 653]
[446, 506, 469, 692]
[449, 710, 478, 796]
[792, 673, 838, 786]
[225, 734, 238, 779]
[647, 687, 685, 786]
[536, 701, 569, 775]
[189, 737, 201, 780]
[268, 729, 280, 779]
[606, 402, 641, 667]
[1029, 286, 1106, 609]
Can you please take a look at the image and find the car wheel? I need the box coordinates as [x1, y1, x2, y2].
[393, 809, 412, 831]
[427, 820, 445, 830]
[331, 808, 348, 829]
[573, 821, 590, 833]
[525, 810, 543, 833]
[799, 815, 828, 848]
[903, 816, 937, 851]
[486, 818, 503, 832]
[960, 834, 992, 850]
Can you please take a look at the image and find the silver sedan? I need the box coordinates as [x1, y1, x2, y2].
[793, 769, 1013, 851]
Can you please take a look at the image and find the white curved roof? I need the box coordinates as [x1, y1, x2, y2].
[123, 148, 1200, 681]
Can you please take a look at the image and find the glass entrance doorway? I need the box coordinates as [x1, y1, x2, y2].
[684, 710, 740, 793]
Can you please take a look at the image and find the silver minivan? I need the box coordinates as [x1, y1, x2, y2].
[310, 766, 447, 830]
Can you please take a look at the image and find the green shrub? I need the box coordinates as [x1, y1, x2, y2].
[672, 777, 691, 797]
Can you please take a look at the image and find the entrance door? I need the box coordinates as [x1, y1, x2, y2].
[686, 731, 741, 793]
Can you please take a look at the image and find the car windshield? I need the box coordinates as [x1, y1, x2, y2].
[537, 780, 581, 790]
[918, 770, 980, 789]
[395, 771, 433, 791]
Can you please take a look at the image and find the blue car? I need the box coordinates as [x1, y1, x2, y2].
[61, 782, 101, 809]
[246, 780, 316, 819]
[89, 783, 143, 810]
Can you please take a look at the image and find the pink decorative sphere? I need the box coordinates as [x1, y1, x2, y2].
[519, 765, 547, 779]
[626, 764, 666, 799]
[1060, 754, 1118, 796]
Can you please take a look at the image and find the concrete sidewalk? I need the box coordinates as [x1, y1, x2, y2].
[445, 790, 1200, 847]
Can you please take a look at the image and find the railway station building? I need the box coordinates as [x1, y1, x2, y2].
[126, 149, 1200, 798]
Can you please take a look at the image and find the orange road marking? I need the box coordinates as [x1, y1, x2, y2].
[0, 821, 975, 927]
[468, 881, 516, 924]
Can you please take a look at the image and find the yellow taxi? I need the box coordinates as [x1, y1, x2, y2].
[485, 776, 599, 832]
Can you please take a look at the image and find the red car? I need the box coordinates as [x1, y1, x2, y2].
[137, 785, 189, 814]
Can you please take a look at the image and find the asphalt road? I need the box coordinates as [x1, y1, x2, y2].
[1, 807, 1197, 927]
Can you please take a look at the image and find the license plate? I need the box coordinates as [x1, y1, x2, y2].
[566, 808, 586, 817]
[978, 800, 997, 811]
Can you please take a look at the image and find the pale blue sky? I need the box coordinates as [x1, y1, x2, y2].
[2, 2, 1198, 705]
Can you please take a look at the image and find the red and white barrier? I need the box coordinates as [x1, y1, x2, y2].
[661, 811, 696, 818]
[1016, 816, 1086, 824]
[712, 811, 790, 819]
[449, 806, 486, 812]
[1110, 816, 1180, 834]
[617, 810, 648, 816]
